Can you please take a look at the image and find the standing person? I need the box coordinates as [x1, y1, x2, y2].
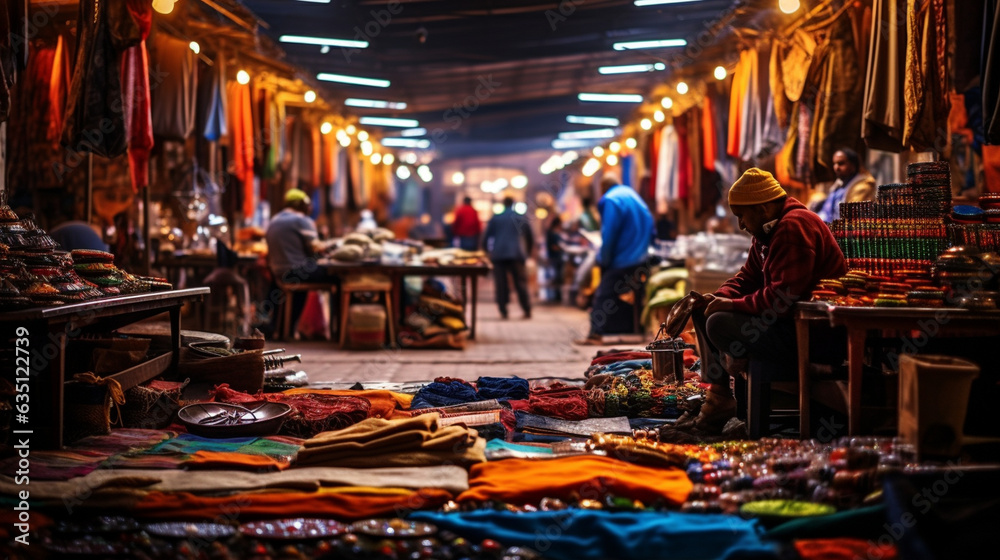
[264, 188, 335, 336]
[483, 196, 533, 319]
[684, 168, 847, 432]
[451, 196, 482, 251]
[575, 174, 654, 344]
[545, 215, 566, 303]
[812, 148, 876, 223]
[579, 197, 600, 232]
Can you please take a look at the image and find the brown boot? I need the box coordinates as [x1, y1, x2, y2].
[694, 390, 737, 433]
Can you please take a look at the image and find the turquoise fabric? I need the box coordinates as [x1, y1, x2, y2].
[408, 510, 779, 560]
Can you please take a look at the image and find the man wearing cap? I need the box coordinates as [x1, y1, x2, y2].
[685, 168, 846, 433]
[264, 188, 336, 337]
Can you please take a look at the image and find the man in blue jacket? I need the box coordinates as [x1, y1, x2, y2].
[576, 174, 654, 343]
[483, 196, 533, 319]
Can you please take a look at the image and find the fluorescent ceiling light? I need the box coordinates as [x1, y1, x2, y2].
[359, 116, 419, 128]
[634, 0, 704, 6]
[345, 98, 407, 110]
[399, 128, 427, 137]
[598, 63, 665, 74]
[558, 128, 616, 140]
[298, 0, 332, 3]
[567, 115, 620, 126]
[578, 93, 643, 103]
[381, 138, 432, 149]
[281, 35, 367, 49]
[552, 139, 599, 150]
[613, 39, 686, 51]
[317, 73, 389, 87]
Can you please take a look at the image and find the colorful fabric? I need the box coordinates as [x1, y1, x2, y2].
[458, 455, 692, 506]
[408, 510, 776, 560]
[121, 0, 152, 192]
[794, 539, 897, 560]
[141, 432, 302, 463]
[227, 79, 255, 218]
[527, 385, 589, 420]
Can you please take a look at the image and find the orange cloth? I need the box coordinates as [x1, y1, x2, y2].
[46, 35, 69, 143]
[794, 538, 897, 560]
[282, 388, 413, 419]
[458, 456, 692, 506]
[701, 93, 717, 171]
[984, 145, 1000, 194]
[134, 487, 453, 521]
[227, 80, 255, 218]
[182, 450, 288, 471]
[727, 50, 752, 158]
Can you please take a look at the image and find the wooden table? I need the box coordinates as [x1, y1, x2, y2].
[317, 260, 491, 340]
[1, 288, 209, 448]
[796, 301, 1000, 437]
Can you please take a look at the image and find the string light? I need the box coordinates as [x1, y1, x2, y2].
[625, 137, 637, 149]
[606, 154, 619, 166]
[714, 66, 727, 80]
[592, 146, 605, 157]
[320, 122, 333, 135]
[304, 90, 317, 103]
[676, 82, 688, 95]
[660, 97, 673, 109]
[236, 70, 250, 85]
[357, 130, 369, 141]
[396, 166, 411, 180]
[371, 153, 382, 165]
[609, 141, 621, 154]
[189, 41, 200, 54]
[152, 0, 177, 15]
[452, 171, 465, 185]
[382, 153, 395, 165]
[346, 124, 357, 135]
[640, 118, 652, 130]
[779, 0, 801, 15]
[653, 110, 665, 122]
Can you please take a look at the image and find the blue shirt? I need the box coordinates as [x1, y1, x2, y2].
[817, 180, 848, 223]
[598, 184, 654, 269]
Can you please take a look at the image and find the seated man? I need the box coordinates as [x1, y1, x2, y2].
[686, 168, 847, 432]
[263, 188, 336, 337]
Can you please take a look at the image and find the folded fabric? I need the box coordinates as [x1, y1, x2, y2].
[408, 510, 778, 560]
[527, 385, 589, 420]
[282, 388, 413, 419]
[182, 451, 287, 471]
[411, 380, 480, 409]
[301, 414, 437, 449]
[476, 376, 529, 401]
[294, 438, 486, 469]
[590, 351, 653, 367]
[135, 487, 454, 521]
[458, 455, 692, 507]
[794, 538, 897, 560]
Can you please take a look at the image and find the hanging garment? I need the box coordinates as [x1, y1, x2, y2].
[770, 38, 792, 130]
[685, 107, 702, 213]
[675, 114, 691, 203]
[121, 0, 153, 193]
[863, 0, 907, 152]
[648, 125, 661, 200]
[782, 29, 817, 104]
[654, 124, 680, 214]
[711, 89, 736, 186]
[226, 80, 255, 218]
[727, 50, 751, 158]
[62, 0, 141, 158]
[46, 36, 70, 143]
[150, 33, 198, 141]
[739, 46, 762, 161]
[331, 143, 347, 208]
[984, 0, 1000, 144]
[758, 44, 786, 161]
[814, 10, 865, 178]
[198, 55, 227, 142]
[0, 0, 28, 122]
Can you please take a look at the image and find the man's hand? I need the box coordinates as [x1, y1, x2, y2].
[705, 296, 734, 316]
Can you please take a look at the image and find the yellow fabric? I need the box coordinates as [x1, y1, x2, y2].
[284, 188, 309, 204]
[728, 167, 787, 206]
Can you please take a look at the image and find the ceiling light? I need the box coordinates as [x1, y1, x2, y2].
[634, 0, 704, 5]
[317, 73, 389, 88]
[382, 153, 395, 165]
[535, 208, 549, 219]
[494, 178, 509, 190]
[361, 141, 373, 156]
[481, 180, 494, 192]
[578, 93, 644, 103]
[609, 141, 621, 153]
[304, 90, 317, 103]
[567, 115, 620, 126]
[597, 63, 665, 74]
[552, 139, 596, 149]
[607, 154, 620, 166]
[612, 39, 686, 51]
[417, 165, 433, 182]
[676, 82, 689, 94]
[320, 46, 330, 54]
[152, 0, 177, 15]
[189, 41, 200, 54]
[582, 158, 602, 177]
[236, 70, 250, 85]
[493, 203, 505, 215]
[653, 110, 665, 122]
[371, 153, 382, 165]
[338, 135, 351, 147]
[625, 137, 638, 149]
[558, 128, 616, 140]
[403, 153, 418, 164]
[511, 175, 528, 189]
[359, 116, 419, 128]
[593, 146, 605, 157]
[400, 128, 427, 137]
[562, 151, 579, 163]
[320, 122, 333, 135]
[714, 66, 728, 80]
[514, 202, 528, 215]
[344, 98, 407, 110]
[280, 35, 368, 49]
[452, 171, 465, 185]
[346, 124, 357, 135]
[357, 130, 369, 141]
[779, 0, 801, 14]
[297, 0, 332, 3]
[661, 97, 673, 109]
[640, 118, 652, 130]
[396, 166, 411, 180]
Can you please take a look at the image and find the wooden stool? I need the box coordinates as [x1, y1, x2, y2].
[276, 281, 338, 341]
[340, 273, 395, 348]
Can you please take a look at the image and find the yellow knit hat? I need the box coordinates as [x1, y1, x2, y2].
[284, 188, 309, 204]
[728, 168, 787, 206]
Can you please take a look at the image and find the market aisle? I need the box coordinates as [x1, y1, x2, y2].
[276, 300, 628, 384]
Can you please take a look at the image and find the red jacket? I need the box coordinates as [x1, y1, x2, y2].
[452, 204, 482, 237]
[715, 197, 846, 316]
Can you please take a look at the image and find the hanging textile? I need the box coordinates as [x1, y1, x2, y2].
[226, 80, 255, 219]
[256, 87, 279, 180]
[770, 38, 792, 130]
[654, 124, 680, 214]
[739, 46, 761, 161]
[0, 0, 28, 123]
[985, 0, 1000, 144]
[46, 36, 69, 143]
[198, 55, 227, 142]
[331, 143, 347, 208]
[310, 123, 321, 189]
[121, 0, 153, 193]
[675, 115, 691, 203]
[814, 9, 865, 178]
[150, 33, 198, 141]
[727, 49, 752, 158]
[862, 0, 906, 152]
[685, 107, 703, 215]
[648, 125, 661, 201]
[62, 0, 140, 158]
[0, 121, 5, 194]
[349, 145, 364, 208]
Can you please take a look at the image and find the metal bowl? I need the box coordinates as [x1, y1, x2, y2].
[177, 401, 292, 438]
